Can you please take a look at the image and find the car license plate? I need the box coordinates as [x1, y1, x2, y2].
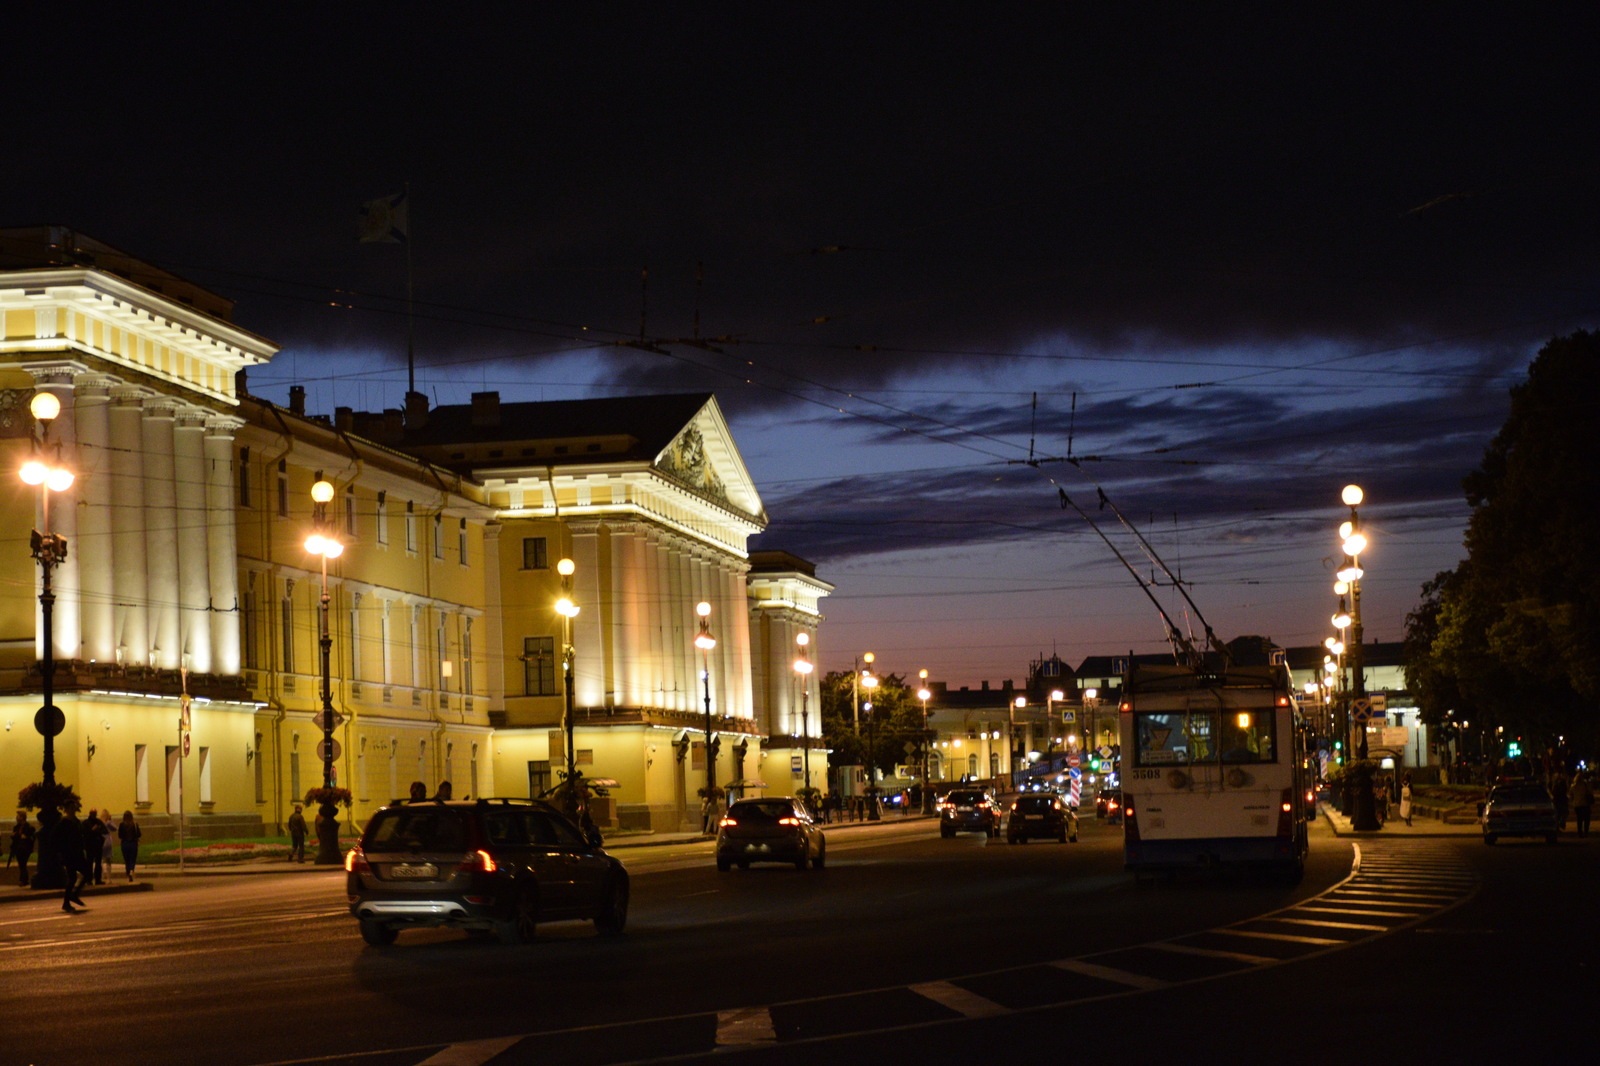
[744, 844, 771, 854]
[388, 863, 438, 880]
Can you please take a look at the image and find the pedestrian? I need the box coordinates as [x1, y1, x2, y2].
[55, 808, 87, 912]
[117, 810, 141, 881]
[408, 780, 427, 801]
[81, 808, 107, 886]
[1399, 773, 1413, 826]
[286, 804, 308, 863]
[432, 780, 453, 801]
[1549, 769, 1569, 830]
[1569, 772, 1593, 838]
[9, 811, 35, 887]
[100, 810, 116, 878]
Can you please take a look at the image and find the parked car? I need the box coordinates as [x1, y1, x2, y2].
[1095, 788, 1124, 824]
[345, 798, 629, 946]
[1480, 781, 1559, 845]
[938, 788, 1000, 838]
[1006, 793, 1077, 843]
[716, 797, 827, 870]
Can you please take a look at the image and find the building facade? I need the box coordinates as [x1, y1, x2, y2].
[1, 228, 827, 840]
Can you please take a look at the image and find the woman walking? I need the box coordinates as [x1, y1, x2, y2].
[117, 810, 141, 881]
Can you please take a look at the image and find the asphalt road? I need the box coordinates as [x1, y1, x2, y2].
[1, 817, 1590, 1066]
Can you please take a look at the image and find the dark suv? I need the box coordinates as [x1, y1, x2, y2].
[345, 798, 629, 945]
[939, 788, 999, 837]
[1007, 793, 1077, 843]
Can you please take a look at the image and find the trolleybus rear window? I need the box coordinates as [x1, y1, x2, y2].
[1134, 709, 1277, 766]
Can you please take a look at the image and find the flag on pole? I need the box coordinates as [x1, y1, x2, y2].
[358, 190, 408, 243]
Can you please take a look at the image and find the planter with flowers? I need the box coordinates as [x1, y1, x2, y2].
[304, 787, 353, 865]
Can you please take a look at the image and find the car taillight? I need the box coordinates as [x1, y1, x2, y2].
[719, 816, 738, 827]
[778, 817, 800, 826]
[1277, 788, 1294, 837]
[1107, 800, 1119, 811]
[456, 849, 496, 874]
[1010, 802, 1020, 812]
[345, 846, 369, 874]
[978, 802, 991, 810]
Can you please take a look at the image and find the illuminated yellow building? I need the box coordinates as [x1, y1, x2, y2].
[1, 228, 827, 839]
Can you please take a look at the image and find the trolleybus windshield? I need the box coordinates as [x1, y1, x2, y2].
[1133, 708, 1277, 767]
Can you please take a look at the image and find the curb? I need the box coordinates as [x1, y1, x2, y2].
[1320, 809, 1480, 839]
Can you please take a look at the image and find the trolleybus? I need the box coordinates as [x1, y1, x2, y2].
[1119, 662, 1311, 880]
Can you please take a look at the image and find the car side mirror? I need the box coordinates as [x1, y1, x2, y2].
[584, 825, 604, 848]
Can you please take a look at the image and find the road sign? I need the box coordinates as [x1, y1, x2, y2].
[1352, 697, 1372, 723]
[791, 755, 803, 775]
[1068, 766, 1082, 805]
[320, 709, 345, 732]
[34, 705, 65, 738]
[1067, 753, 1081, 769]
[1099, 745, 1112, 759]
[317, 738, 342, 763]
[1061, 710, 1076, 724]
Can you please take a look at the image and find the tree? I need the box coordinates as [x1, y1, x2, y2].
[818, 669, 928, 779]
[1406, 331, 1600, 756]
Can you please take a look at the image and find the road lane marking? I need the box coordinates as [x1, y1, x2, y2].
[1267, 917, 1391, 931]
[1147, 942, 1277, 966]
[416, 1036, 521, 1065]
[716, 1006, 776, 1046]
[1291, 905, 1422, 919]
[1050, 959, 1170, 990]
[908, 981, 1007, 1018]
[1218, 928, 1344, 946]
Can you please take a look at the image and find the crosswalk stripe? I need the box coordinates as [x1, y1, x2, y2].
[1293, 905, 1420, 919]
[1148, 941, 1277, 965]
[1051, 958, 1169, 990]
[415, 1036, 522, 1065]
[716, 1006, 776, 1047]
[1270, 917, 1391, 931]
[1219, 928, 1343, 945]
[909, 981, 1008, 1018]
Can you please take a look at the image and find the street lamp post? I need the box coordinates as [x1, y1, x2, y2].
[918, 669, 933, 814]
[793, 633, 814, 793]
[861, 670, 880, 819]
[305, 479, 346, 865]
[1338, 483, 1380, 831]
[1011, 695, 1026, 790]
[21, 391, 74, 889]
[555, 558, 579, 810]
[695, 602, 717, 821]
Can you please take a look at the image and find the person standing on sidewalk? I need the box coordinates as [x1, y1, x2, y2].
[1399, 773, 1413, 826]
[286, 804, 308, 863]
[117, 811, 141, 881]
[81, 808, 107, 886]
[99, 810, 116, 880]
[1549, 769, 1570, 830]
[9, 811, 35, 886]
[1569, 772, 1593, 837]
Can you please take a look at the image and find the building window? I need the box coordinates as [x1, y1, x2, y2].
[376, 492, 388, 545]
[281, 585, 295, 675]
[458, 518, 468, 565]
[437, 616, 448, 689]
[462, 619, 474, 696]
[345, 487, 358, 538]
[348, 593, 362, 683]
[522, 537, 548, 570]
[238, 447, 251, 507]
[405, 501, 417, 553]
[523, 636, 556, 696]
[277, 460, 289, 518]
[254, 732, 265, 804]
[135, 744, 150, 805]
[433, 513, 443, 559]
[198, 747, 213, 804]
[242, 586, 259, 671]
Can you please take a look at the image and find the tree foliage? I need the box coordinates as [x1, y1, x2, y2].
[818, 670, 931, 777]
[1405, 331, 1600, 752]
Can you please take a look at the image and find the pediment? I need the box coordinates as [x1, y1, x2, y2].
[654, 397, 765, 520]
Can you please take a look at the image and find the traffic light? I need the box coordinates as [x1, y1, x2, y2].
[1508, 741, 1522, 758]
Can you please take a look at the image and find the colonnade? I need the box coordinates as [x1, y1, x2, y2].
[27, 362, 243, 676]
[566, 519, 753, 719]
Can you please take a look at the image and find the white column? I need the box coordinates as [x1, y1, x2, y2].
[26, 366, 82, 662]
[639, 527, 662, 708]
[204, 416, 244, 675]
[570, 521, 604, 708]
[109, 386, 151, 666]
[174, 408, 211, 672]
[482, 523, 505, 713]
[142, 397, 182, 670]
[731, 558, 755, 722]
[666, 536, 689, 711]
[72, 374, 116, 663]
[608, 521, 640, 707]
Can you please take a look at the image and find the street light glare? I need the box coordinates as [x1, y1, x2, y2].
[311, 479, 335, 504]
[1342, 484, 1364, 506]
[20, 460, 47, 486]
[796, 632, 809, 647]
[557, 558, 575, 577]
[1343, 532, 1368, 556]
[696, 601, 711, 618]
[46, 468, 74, 492]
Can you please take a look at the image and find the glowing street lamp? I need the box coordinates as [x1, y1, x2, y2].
[21, 390, 74, 889]
[793, 633, 814, 792]
[555, 558, 579, 805]
[917, 668, 933, 812]
[305, 478, 346, 864]
[695, 602, 717, 807]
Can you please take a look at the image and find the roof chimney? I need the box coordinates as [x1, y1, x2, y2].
[470, 390, 501, 427]
[334, 406, 353, 433]
[288, 385, 306, 416]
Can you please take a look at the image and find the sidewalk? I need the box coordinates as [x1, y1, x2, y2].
[1320, 806, 1481, 838]
[0, 812, 933, 906]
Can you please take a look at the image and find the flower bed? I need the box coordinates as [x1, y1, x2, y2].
[148, 842, 292, 864]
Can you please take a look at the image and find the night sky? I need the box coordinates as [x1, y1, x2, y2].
[8, 6, 1597, 685]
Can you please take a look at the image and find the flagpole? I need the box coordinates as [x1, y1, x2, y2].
[405, 180, 415, 398]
